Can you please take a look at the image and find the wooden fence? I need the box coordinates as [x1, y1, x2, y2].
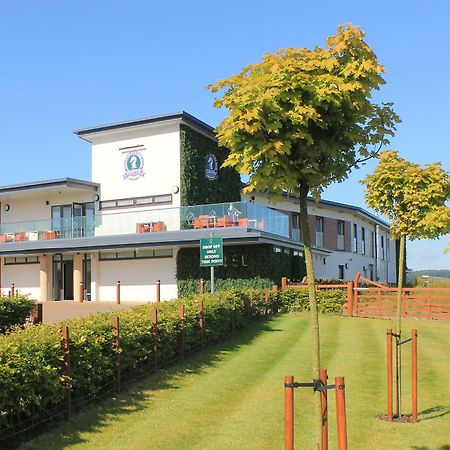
[281, 275, 450, 320]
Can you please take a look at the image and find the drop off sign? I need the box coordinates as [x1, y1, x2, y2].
[200, 237, 224, 267]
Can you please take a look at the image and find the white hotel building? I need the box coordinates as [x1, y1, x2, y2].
[0, 112, 397, 302]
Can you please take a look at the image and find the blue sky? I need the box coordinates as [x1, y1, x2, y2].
[0, 0, 448, 270]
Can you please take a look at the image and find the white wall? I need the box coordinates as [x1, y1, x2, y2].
[2, 191, 94, 224]
[2, 263, 40, 299]
[91, 123, 181, 207]
[97, 254, 177, 301]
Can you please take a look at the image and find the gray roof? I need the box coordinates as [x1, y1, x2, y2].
[74, 111, 216, 140]
[0, 178, 99, 195]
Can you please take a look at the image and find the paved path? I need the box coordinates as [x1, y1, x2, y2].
[37, 301, 149, 324]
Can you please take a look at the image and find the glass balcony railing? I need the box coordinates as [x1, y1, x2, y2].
[0, 201, 289, 243]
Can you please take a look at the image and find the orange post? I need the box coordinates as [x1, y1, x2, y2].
[281, 277, 288, 290]
[200, 278, 205, 295]
[156, 279, 161, 303]
[11, 283, 15, 297]
[179, 304, 185, 360]
[346, 281, 353, 317]
[60, 326, 71, 418]
[151, 308, 158, 371]
[112, 316, 121, 392]
[265, 288, 269, 316]
[116, 281, 121, 304]
[412, 329, 418, 422]
[320, 368, 328, 450]
[199, 301, 204, 350]
[335, 376, 348, 450]
[79, 281, 84, 303]
[284, 375, 294, 450]
[387, 329, 393, 420]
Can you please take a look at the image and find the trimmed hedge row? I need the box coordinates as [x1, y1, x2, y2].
[0, 288, 347, 444]
[0, 295, 35, 333]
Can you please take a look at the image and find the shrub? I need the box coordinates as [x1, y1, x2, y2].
[279, 288, 347, 314]
[0, 295, 35, 333]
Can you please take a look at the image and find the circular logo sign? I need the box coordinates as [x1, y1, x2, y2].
[205, 154, 218, 181]
[124, 151, 145, 179]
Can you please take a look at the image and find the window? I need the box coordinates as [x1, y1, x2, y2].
[352, 224, 358, 253]
[315, 217, 324, 247]
[338, 264, 345, 280]
[337, 220, 345, 250]
[100, 193, 172, 210]
[99, 249, 173, 260]
[361, 227, 366, 255]
[4, 255, 40, 265]
[381, 235, 385, 260]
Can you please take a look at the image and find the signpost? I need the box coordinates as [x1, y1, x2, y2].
[200, 236, 223, 293]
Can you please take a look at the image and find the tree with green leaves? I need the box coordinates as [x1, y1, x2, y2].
[361, 150, 450, 416]
[209, 24, 399, 447]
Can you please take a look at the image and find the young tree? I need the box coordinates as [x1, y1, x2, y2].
[209, 24, 399, 446]
[361, 150, 450, 416]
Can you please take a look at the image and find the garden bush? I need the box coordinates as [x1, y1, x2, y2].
[0, 287, 346, 446]
[0, 295, 35, 333]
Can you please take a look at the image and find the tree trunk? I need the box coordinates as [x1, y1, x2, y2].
[395, 234, 406, 417]
[299, 184, 322, 449]
[396, 234, 405, 335]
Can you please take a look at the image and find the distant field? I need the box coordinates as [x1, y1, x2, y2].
[21, 314, 450, 450]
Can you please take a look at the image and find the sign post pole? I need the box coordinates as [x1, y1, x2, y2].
[200, 236, 223, 294]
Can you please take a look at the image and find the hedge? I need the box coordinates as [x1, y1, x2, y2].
[0, 288, 347, 446]
[0, 295, 35, 333]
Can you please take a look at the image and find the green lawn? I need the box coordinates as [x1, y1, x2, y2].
[21, 314, 450, 450]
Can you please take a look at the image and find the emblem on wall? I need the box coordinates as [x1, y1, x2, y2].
[124, 151, 145, 180]
[205, 154, 218, 181]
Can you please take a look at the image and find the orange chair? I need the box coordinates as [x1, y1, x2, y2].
[217, 216, 232, 227]
[14, 232, 27, 241]
[152, 221, 167, 232]
[238, 218, 249, 227]
[194, 215, 209, 229]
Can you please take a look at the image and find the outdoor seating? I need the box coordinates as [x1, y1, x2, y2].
[151, 221, 166, 232]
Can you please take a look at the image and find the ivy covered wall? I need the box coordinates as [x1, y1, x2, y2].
[179, 125, 241, 206]
[176, 244, 306, 295]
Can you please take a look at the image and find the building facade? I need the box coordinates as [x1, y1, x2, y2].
[0, 112, 396, 302]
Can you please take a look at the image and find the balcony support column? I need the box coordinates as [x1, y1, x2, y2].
[73, 253, 83, 302]
[39, 254, 50, 302]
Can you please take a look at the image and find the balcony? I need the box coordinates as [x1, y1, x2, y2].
[0, 201, 289, 244]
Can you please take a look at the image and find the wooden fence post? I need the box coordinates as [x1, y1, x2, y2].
[377, 288, 382, 318]
[156, 280, 161, 303]
[116, 281, 121, 305]
[412, 329, 418, 422]
[387, 329, 393, 421]
[60, 326, 71, 418]
[32, 303, 43, 324]
[335, 376, 348, 450]
[281, 277, 287, 290]
[199, 301, 204, 350]
[179, 304, 185, 360]
[346, 281, 353, 317]
[265, 288, 269, 316]
[200, 278, 205, 295]
[112, 316, 121, 393]
[320, 368, 328, 450]
[353, 273, 360, 317]
[11, 283, 15, 297]
[151, 308, 158, 371]
[284, 375, 294, 450]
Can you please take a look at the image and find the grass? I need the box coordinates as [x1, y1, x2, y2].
[20, 314, 450, 450]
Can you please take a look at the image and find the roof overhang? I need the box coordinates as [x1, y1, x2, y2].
[0, 227, 329, 256]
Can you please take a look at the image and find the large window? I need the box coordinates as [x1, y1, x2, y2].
[51, 202, 95, 238]
[100, 193, 172, 210]
[99, 248, 173, 260]
[315, 217, 324, 247]
[361, 227, 366, 255]
[337, 220, 345, 250]
[352, 223, 358, 253]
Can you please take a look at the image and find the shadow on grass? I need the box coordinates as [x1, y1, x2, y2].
[411, 446, 450, 450]
[20, 316, 284, 450]
[418, 405, 450, 421]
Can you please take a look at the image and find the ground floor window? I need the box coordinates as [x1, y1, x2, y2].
[4, 255, 39, 265]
